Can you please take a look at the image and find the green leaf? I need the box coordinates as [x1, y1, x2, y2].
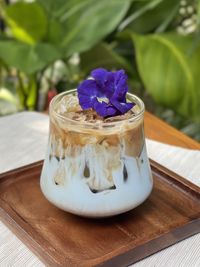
[36, 0, 68, 18]
[0, 41, 61, 74]
[131, 32, 200, 121]
[0, 87, 17, 105]
[5, 2, 47, 44]
[60, 0, 131, 56]
[80, 42, 133, 74]
[118, 0, 163, 31]
[37, 0, 131, 56]
[119, 0, 180, 33]
[46, 19, 64, 46]
[26, 76, 37, 110]
[36, 0, 66, 45]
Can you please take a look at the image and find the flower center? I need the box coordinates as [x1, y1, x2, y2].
[97, 97, 109, 104]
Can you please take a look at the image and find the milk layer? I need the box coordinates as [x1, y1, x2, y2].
[40, 140, 153, 218]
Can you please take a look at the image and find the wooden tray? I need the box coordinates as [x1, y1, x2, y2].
[0, 160, 200, 267]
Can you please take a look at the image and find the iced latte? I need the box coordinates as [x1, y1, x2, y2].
[40, 89, 153, 217]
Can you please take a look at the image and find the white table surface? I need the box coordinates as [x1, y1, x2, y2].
[0, 111, 200, 267]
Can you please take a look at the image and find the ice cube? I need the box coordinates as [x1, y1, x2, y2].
[57, 94, 81, 114]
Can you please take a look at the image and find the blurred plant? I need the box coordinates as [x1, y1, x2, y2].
[0, 0, 131, 110]
[0, 0, 199, 140]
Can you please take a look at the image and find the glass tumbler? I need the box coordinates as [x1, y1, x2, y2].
[40, 89, 153, 217]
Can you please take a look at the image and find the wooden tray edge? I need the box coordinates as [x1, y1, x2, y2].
[149, 159, 200, 197]
[0, 159, 200, 267]
[98, 218, 200, 267]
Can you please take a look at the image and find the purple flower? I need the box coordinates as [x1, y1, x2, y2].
[77, 68, 134, 117]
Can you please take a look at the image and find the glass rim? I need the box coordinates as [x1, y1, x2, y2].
[50, 89, 145, 128]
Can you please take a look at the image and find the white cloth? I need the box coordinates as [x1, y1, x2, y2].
[0, 112, 199, 267]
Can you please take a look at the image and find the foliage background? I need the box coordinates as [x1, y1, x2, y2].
[0, 0, 200, 140]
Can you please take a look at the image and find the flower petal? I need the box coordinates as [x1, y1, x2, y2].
[93, 98, 118, 117]
[78, 68, 134, 117]
[77, 79, 100, 109]
[112, 70, 128, 101]
[114, 69, 126, 84]
[104, 72, 115, 98]
[110, 98, 134, 114]
[91, 68, 108, 87]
